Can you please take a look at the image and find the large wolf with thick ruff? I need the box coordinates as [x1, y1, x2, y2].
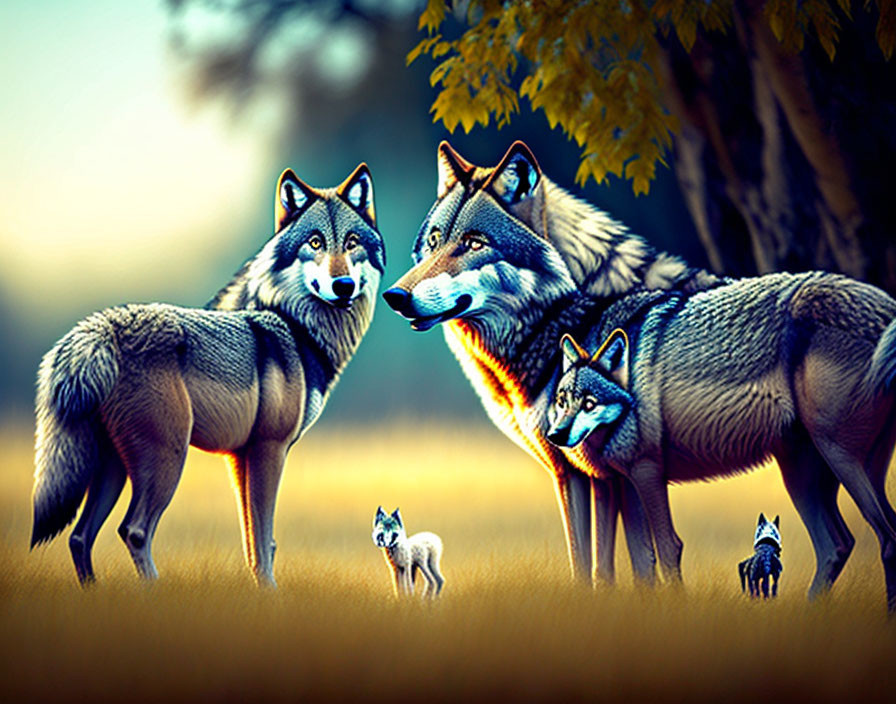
[383, 141, 896, 608]
[31, 164, 385, 586]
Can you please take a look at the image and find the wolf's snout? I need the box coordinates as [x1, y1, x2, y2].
[383, 287, 412, 315]
[546, 428, 571, 446]
[332, 276, 356, 298]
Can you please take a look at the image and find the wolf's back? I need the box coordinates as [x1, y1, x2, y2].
[31, 312, 120, 547]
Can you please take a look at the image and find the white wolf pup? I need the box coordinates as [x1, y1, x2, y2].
[31, 164, 385, 586]
[372, 506, 444, 598]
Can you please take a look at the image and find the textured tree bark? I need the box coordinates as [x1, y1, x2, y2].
[658, 1, 896, 296]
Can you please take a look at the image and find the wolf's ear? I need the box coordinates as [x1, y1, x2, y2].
[485, 141, 542, 206]
[758, 513, 767, 526]
[774, 515, 780, 528]
[437, 141, 475, 198]
[593, 329, 629, 390]
[375, 506, 386, 522]
[391, 508, 403, 527]
[276, 169, 316, 232]
[338, 163, 376, 227]
[561, 334, 588, 373]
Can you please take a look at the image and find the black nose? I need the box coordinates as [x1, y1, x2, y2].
[332, 277, 355, 298]
[546, 429, 569, 446]
[383, 287, 411, 313]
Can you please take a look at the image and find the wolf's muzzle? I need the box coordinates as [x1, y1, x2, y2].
[382, 288, 473, 332]
[546, 427, 571, 447]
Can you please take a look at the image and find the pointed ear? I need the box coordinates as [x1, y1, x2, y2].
[484, 141, 542, 206]
[275, 169, 316, 232]
[437, 141, 475, 198]
[758, 513, 766, 525]
[391, 508, 403, 527]
[774, 515, 780, 528]
[592, 329, 629, 390]
[338, 163, 376, 227]
[561, 333, 588, 373]
[376, 506, 386, 519]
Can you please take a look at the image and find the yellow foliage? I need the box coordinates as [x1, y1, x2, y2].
[411, 0, 893, 194]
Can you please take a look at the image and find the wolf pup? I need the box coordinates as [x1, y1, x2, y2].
[384, 140, 896, 610]
[31, 165, 385, 586]
[372, 507, 444, 598]
[738, 514, 783, 599]
[547, 304, 896, 607]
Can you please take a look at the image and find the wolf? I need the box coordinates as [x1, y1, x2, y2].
[372, 506, 444, 598]
[738, 514, 783, 599]
[383, 140, 896, 609]
[31, 164, 385, 586]
[545, 275, 896, 605]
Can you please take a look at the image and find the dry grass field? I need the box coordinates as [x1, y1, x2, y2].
[2, 418, 895, 703]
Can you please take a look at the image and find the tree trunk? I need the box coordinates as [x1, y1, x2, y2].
[658, 0, 896, 296]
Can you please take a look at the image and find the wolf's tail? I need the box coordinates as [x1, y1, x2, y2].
[31, 313, 119, 547]
[867, 316, 896, 395]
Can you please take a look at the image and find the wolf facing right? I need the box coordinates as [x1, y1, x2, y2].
[31, 164, 385, 586]
[545, 272, 896, 607]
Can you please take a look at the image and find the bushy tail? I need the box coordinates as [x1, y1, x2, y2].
[31, 314, 119, 547]
[867, 316, 896, 394]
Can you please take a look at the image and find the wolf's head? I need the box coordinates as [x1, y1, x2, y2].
[754, 513, 782, 551]
[382, 141, 576, 332]
[546, 330, 633, 448]
[212, 164, 386, 314]
[372, 506, 406, 549]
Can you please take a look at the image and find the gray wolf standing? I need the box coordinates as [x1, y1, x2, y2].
[546, 271, 896, 607]
[738, 514, 783, 599]
[372, 506, 444, 598]
[31, 164, 385, 586]
[382, 140, 896, 610]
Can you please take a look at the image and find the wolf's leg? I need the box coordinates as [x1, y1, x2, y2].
[618, 476, 657, 586]
[111, 372, 191, 580]
[553, 467, 593, 583]
[592, 477, 619, 585]
[777, 436, 854, 600]
[69, 437, 126, 585]
[629, 459, 682, 584]
[418, 560, 437, 599]
[243, 440, 287, 587]
[428, 552, 445, 595]
[813, 436, 896, 610]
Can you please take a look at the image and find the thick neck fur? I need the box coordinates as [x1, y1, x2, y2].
[541, 177, 720, 297]
[208, 263, 376, 378]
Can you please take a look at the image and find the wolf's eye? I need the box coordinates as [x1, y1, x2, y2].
[462, 233, 486, 252]
[427, 229, 440, 250]
[345, 233, 360, 251]
[583, 396, 597, 412]
[308, 233, 323, 250]
[556, 392, 567, 409]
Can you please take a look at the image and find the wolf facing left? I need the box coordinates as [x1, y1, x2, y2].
[30, 164, 385, 586]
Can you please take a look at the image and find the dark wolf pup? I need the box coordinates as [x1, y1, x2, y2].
[31, 165, 385, 586]
[738, 514, 783, 599]
[383, 140, 896, 609]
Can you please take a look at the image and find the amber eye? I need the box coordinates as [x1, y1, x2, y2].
[463, 233, 486, 251]
[427, 230, 440, 249]
[556, 392, 567, 410]
[308, 233, 323, 250]
[582, 397, 597, 413]
[345, 233, 359, 251]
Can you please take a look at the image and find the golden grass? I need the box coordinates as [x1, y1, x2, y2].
[2, 419, 896, 703]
